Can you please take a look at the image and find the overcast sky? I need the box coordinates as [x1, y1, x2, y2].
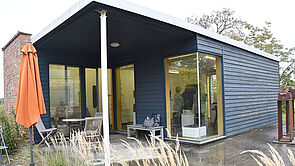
[0, 0, 295, 98]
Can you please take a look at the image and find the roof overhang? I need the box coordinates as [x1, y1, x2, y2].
[31, 0, 279, 62]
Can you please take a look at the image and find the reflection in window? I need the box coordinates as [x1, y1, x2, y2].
[117, 64, 135, 131]
[85, 68, 113, 129]
[98, 68, 113, 129]
[49, 65, 81, 136]
[167, 54, 199, 137]
[166, 53, 223, 140]
[85, 68, 97, 117]
[199, 53, 221, 137]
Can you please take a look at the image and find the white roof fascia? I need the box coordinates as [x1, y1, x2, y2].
[31, 0, 279, 62]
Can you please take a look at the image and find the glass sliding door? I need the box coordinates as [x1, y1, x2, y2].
[165, 53, 223, 141]
[49, 65, 81, 136]
[66, 67, 81, 117]
[85, 68, 114, 130]
[116, 64, 135, 131]
[98, 68, 113, 130]
[85, 68, 97, 117]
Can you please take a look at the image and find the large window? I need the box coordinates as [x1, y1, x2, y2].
[49, 64, 81, 135]
[116, 64, 135, 131]
[165, 53, 223, 140]
[85, 68, 113, 129]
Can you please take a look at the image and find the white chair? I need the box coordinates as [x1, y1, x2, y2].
[84, 117, 103, 140]
[0, 126, 10, 164]
[36, 119, 57, 147]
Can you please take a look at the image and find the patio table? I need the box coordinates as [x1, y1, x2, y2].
[62, 118, 85, 137]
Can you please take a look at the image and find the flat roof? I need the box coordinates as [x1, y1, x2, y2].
[31, 0, 279, 61]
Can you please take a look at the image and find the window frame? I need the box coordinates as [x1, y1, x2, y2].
[164, 52, 224, 141]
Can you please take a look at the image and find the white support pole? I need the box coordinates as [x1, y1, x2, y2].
[99, 10, 110, 166]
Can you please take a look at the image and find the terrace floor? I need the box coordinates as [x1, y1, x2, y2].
[90, 124, 295, 165]
[182, 124, 294, 166]
[3, 124, 295, 166]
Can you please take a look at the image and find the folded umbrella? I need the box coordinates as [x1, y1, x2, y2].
[15, 43, 46, 166]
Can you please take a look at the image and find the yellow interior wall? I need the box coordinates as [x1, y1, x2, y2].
[85, 68, 97, 117]
[97, 69, 113, 128]
[119, 66, 135, 123]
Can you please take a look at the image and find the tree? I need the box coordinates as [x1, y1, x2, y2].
[186, 8, 295, 86]
[186, 8, 244, 36]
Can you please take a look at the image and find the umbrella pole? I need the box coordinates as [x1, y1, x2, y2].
[30, 126, 34, 166]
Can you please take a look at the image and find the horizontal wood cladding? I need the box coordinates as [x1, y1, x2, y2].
[197, 36, 223, 55]
[197, 34, 279, 137]
[223, 48, 279, 136]
[135, 54, 166, 126]
[134, 38, 197, 126]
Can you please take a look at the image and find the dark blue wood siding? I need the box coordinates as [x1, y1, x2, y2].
[38, 51, 50, 127]
[197, 34, 280, 136]
[34, 50, 50, 142]
[135, 53, 166, 124]
[134, 38, 197, 126]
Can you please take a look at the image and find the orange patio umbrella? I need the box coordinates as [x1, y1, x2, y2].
[15, 42, 46, 166]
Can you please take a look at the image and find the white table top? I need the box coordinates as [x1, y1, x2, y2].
[62, 118, 85, 122]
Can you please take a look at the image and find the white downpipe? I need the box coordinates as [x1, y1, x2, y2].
[100, 11, 110, 166]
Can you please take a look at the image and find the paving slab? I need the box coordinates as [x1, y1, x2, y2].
[182, 124, 295, 166]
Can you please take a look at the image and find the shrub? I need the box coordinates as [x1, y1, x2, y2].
[0, 107, 28, 154]
[32, 130, 188, 166]
[112, 129, 189, 166]
[34, 132, 90, 166]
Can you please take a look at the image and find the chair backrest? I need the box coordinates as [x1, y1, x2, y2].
[0, 126, 3, 143]
[95, 112, 103, 117]
[36, 119, 47, 132]
[84, 117, 103, 136]
[0, 126, 6, 148]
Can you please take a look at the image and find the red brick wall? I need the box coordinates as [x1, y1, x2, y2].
[2, 32, 31, 110]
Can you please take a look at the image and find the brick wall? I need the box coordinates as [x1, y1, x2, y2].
[2, 31, 31, 110]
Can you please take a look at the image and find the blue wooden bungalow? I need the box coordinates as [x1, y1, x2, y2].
[31, 0, 280, 144]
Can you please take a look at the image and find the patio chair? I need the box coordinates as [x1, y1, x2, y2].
[36, 119, 57, 147]
[0, 126, 10, 165]
[83, 117, 103, 140]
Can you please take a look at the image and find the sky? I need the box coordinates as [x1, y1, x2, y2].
[0, 0, 295, 98]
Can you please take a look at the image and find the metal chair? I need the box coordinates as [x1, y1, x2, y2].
[36, 119, 57, 147]
[0, 126, 10, 165]
[83, 117, 103, 140]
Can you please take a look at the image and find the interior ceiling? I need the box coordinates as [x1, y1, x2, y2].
[35, 2, 195, 63]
